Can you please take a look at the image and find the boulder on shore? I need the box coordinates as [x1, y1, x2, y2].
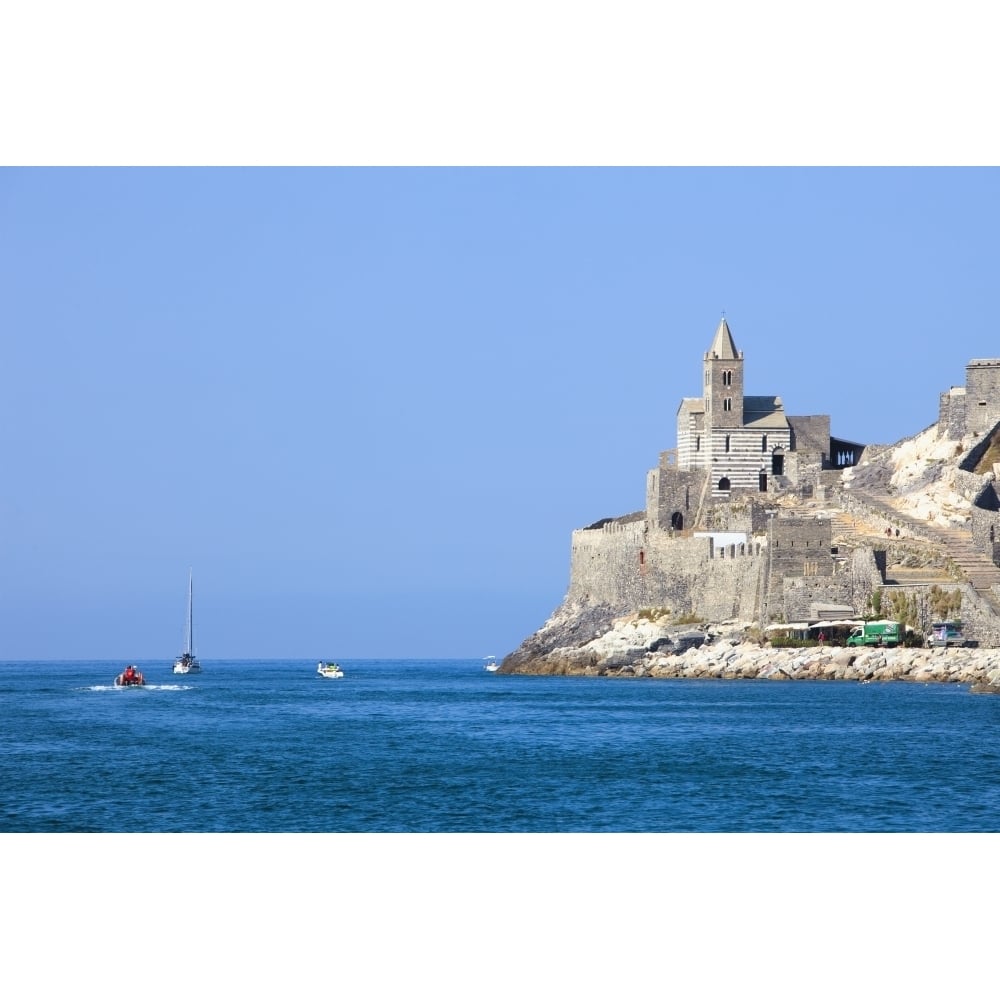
[499, 610, 1000, 689]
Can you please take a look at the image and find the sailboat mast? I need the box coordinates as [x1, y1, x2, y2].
[187, 572, 194, 655]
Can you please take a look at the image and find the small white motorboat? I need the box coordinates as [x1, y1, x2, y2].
[483, 656, 499, 672]
[317, 661, 344, 679]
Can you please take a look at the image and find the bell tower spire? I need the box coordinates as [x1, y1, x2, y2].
[703, 316, 744, 430]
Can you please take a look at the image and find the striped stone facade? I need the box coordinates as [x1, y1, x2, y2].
[676, 318, 796, 494]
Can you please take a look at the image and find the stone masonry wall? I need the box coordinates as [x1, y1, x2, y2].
[787, 415, 830, 462]
[781, 575, 857, 623]
[966, 361, 1000, 436]
[568, 520, 648, 609]
[567, 521, 766, 621]
[971, 499, 1000, 566]
[939, 388, 967, 439]
[565, 514, 884, 627]
[646, 465, 704, 531]
[769, 517, 833, 583]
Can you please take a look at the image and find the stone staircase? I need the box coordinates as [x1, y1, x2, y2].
[844, 487, 1000, 615]
[829, 509, 883, 542]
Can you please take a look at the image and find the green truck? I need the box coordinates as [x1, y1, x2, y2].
[846, 621, 903, 648]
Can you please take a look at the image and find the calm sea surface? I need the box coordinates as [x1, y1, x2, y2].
[3, 658, 999, 832]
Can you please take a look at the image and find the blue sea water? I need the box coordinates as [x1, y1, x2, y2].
[2, 658, 1000, 832]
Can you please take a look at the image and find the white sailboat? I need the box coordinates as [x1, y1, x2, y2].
[172, 572, 202, 674]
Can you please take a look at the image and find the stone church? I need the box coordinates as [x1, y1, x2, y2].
[649, 317, 863, 530]
[564, 316, 1000, 634]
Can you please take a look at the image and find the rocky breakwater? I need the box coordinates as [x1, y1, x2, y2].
[500, 609, 1000, 692]
[639, 642, 1000, 690]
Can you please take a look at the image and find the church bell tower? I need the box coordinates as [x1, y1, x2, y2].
[703, 316, 744, 431]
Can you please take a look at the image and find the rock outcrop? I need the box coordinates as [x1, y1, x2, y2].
[501, 609, 1000, 691]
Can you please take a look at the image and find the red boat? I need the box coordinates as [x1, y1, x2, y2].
[114, 665, 146, 687]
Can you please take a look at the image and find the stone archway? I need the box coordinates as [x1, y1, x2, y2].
[718, 476, 731, 492]
[771, 450, 784, 476]
[671, 511, 684, 530]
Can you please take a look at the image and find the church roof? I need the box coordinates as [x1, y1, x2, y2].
[743, 395, 789, 430]
[705, 317, 739, 360]
[677, 397, 705, 418]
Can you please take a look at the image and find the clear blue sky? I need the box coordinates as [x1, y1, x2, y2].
[2, 168, 998, 659]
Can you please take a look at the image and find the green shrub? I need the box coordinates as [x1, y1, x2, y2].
[672, 612, 704, 625]
[637, 607, 670, 622]
[870, 588, 883, 618]
[928, 585, 962, 619]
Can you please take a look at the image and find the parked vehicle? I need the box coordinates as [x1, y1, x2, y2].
[928, 621, 967, 648]
[846, 621, 902, 648]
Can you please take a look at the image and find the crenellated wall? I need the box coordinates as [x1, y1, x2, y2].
[567, 519, 767, 620]
[565, 512, 865, 625]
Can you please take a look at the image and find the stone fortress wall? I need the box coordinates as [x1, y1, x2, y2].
[560, 319, 1000, 637]
[965, 359, 1000, 435]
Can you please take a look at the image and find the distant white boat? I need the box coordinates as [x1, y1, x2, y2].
[483, 656, 499, 672]
[317, 661, 344, 679]
[172, 572, 202, 674]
